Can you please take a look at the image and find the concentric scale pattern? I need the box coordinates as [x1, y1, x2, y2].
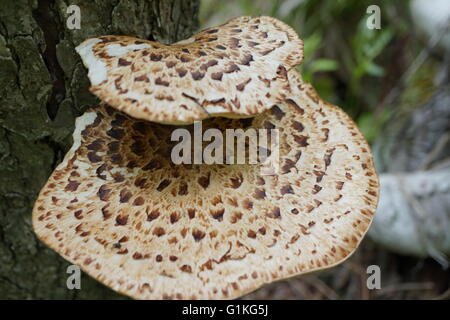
[76, 16, 303, 124]
[32, 71, 379, 299]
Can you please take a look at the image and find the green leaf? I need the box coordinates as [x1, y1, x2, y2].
[364, 29, 394, 59]
[303, 33, 322, 59]
[366, 62, 385, 77]
[308, 58, 338, 74]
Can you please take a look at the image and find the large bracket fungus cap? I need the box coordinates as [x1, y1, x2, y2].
[75, 16, 303, 124]
[32, 70, 379, 300]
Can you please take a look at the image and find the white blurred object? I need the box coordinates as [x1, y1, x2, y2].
[410, 0, 450, 51]
[368, 57, 450, 266]
[369, 169, 450, 267]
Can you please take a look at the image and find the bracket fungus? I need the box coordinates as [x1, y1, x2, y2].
[75, 16, 303, 124]
[32, 67, 379, 299]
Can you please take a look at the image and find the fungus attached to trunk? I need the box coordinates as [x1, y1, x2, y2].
[75, 16, 304, 124]
[32, 70, 379, 300]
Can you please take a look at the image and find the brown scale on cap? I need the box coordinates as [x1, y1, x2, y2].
[32, 70, 378, 300]
[75, 16, 303, 124]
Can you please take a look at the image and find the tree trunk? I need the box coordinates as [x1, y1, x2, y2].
[0, 0, 199, 299]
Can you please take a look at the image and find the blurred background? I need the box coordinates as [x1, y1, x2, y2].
[200, 0, 450, 299]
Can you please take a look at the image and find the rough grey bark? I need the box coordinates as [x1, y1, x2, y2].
[0, 0, 199, 299]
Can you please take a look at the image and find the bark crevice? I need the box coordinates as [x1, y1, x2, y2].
[32, 0, 66, 120]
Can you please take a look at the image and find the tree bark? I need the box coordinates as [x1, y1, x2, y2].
[0, 0, 199, 299]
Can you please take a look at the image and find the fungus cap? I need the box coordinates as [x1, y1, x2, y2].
[32, 70, 378, 299]
[75, 16, 303, 124]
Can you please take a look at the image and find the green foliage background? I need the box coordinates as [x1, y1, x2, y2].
[200, 0, 432, 143]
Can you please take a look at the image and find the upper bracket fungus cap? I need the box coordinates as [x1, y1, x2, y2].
[32, 69, 379, 300]
[75, 16, 304, 124]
